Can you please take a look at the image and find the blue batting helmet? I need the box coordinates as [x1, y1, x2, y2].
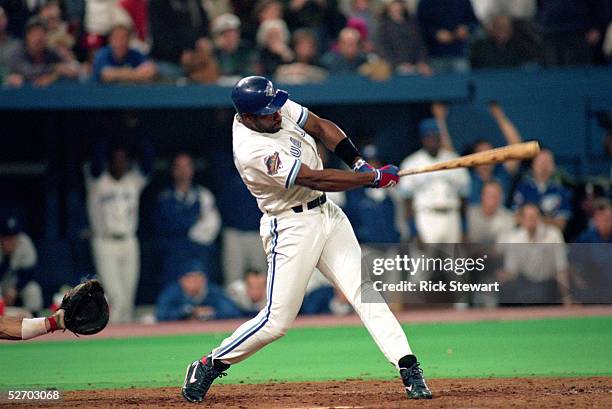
[231, 76, 289, 115]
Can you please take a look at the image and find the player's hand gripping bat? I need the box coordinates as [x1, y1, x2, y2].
[398, 141, 540, 177]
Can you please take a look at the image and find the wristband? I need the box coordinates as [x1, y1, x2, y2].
[334, 138, 361, 167]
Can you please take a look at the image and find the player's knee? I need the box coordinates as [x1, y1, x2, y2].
[266, 323, 289, 340]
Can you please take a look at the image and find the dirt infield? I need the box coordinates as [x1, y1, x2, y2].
[5, 377, 612, 409]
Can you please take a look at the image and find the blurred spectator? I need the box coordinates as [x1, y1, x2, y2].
[301, 269, 352, 316]
[577, 198, 612, 243]
[149, 0, 210, 80]
[255, 19, 294, 76]
[470, 0, 536, 23]
[0, 0, 47, 37]
[118, 0, 149, 51]
[155, 258, 242, 321]
[38, 2, 77, 60]
[0, 7, 20, 82]
[285, 0, 346, 46]
[399, 119, 471, 244]
[226, 269, 267, 316]
[5, 17, 78, 87]
[212, 13, 255, 82]
[497, 203, 570, 304]
[321, 27, 367, 74]
[92, 24, 157, 83]
[536, 0, 610, 67]
[345, 0, 378, 41]
[346, 145, 401, 244]
[245, 0, 284, 41]
[156, 152, 221, 281]
[85, 135, 154, 323]
[443, 102, 522, 205]
[0, 216, 43, 315]
[468, 181, 514, 244]
[512, 149, 572, 232]
[210, 151, 268, 287]
[377, 0, 431, 76]
[182, 37, 219, 83]
[417, 0, 478, 73]
[84, 0, 132, 53]
[275, 28, 327, 83]
[470, 14, 537, 69]
[571, 198, 611, 303]
[346, 16, 375, 54]
[605, 21, 612, 63]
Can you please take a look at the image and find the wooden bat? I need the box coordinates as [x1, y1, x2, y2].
[398, 141, 540, 177]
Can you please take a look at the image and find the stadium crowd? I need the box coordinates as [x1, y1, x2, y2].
[0, 0, 611, 86]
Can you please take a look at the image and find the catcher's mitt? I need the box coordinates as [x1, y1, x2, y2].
[60, 279, 109, 335]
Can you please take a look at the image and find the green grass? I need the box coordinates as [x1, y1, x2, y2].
[1, 316, 611, 390]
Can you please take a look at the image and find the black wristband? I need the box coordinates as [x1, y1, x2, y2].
[334, 138, 361, 167]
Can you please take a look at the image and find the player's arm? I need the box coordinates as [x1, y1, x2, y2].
[295, 163, 397, 192]
[302, 111, 364, 168]
[0, 310, 64, 341]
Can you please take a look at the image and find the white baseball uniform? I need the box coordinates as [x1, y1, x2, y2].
[210, 99, 412, 368]
[86, 165, 148, 323]
[399, 149, 471, 243]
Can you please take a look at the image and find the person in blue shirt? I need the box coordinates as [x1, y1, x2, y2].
[576, 198, 612, 243]
[416, 0, 478, 73]
[345, 145, 401, 244]
[92, 24, 157, 83]
[156, 152, 222, 284]
[572, 198, 612, 303]
[210, 152, 267, 287]
[512, 149, 572, 232]
[156, 258, 242, 321]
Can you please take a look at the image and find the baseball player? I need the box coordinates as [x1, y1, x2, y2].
[85, 137, 153, 323]
[182, 76, 432, 402]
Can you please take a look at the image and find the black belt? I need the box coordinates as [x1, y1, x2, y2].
[291, 194, 327, 213]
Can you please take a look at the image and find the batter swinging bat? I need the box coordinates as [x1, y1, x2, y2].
[398, 141, 540, 177]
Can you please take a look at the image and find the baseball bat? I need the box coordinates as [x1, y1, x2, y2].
[398, 141, 540, 177]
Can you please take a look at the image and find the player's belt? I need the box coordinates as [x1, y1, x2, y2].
[291, 194, 327, 213]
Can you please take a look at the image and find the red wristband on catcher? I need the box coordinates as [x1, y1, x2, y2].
[48, 315, 58, 332]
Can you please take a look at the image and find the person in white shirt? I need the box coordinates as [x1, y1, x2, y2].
[181, 76, 432, 403]
[497, 203, 570, 304]
[468, 181, 515, 244]
[86, 138, 153, 323]
[399, 118, 471, 244]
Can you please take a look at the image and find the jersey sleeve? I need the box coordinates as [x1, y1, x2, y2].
[240, 146, 302, 190]
[280, 99, 309, 128]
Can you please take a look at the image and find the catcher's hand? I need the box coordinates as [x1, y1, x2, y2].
[60, 279, 109, 336]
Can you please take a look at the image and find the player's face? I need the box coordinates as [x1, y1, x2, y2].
[246, 111, 282, 133]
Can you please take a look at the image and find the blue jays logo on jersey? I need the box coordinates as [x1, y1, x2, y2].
[265, 152, 282, 175]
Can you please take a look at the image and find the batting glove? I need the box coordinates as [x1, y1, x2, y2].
[372, 165, 399, 189]
[353, 158, 375, 173]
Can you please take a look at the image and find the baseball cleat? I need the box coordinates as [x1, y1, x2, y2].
[399, 358, 432, 399]
[182, 355, 229, 403]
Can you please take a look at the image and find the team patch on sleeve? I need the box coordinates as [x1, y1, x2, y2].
[264, 152, 282, 176]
